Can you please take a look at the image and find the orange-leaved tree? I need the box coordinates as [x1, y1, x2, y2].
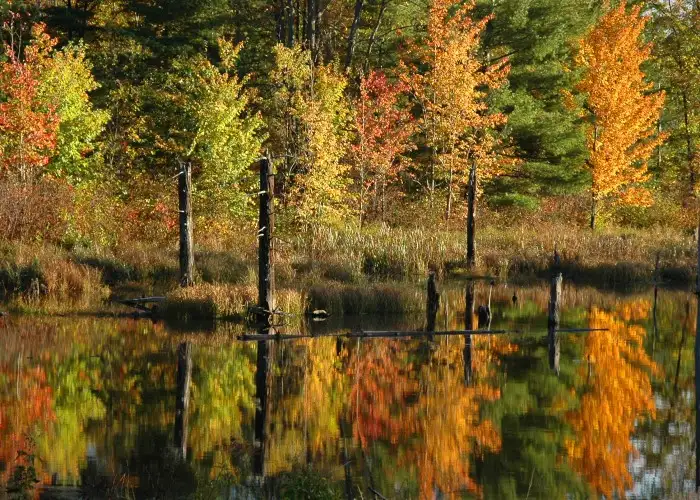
[404, 0, 509, 223]
[0, 22, 59, 183]
[352, 70, 415, 225]
[575, 1, 666, 229]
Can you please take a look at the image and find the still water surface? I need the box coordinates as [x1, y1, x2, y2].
[0, 282, 696, 498]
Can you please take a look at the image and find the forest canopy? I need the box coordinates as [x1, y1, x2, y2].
[0, 0, 695, 244]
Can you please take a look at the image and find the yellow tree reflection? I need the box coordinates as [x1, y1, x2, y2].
[566, 303, 660, 497]
[266, 337, 347, 475]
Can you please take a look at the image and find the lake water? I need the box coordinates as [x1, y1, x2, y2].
[0, 281, 696, 499]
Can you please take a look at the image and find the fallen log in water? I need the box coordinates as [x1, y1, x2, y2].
[236, 327, 608, 342]
[114, 296, 166, 312]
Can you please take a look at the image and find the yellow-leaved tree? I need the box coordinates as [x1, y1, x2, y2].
[403, 0, 509, 268]
[269, 45, 353, 227]
[575, 1, 666, 229]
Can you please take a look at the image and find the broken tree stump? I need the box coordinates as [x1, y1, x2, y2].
[178, 161, 194, 287]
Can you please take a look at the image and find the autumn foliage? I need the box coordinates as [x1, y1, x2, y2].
[405, 0, 509, 218]
[0, 23, 59, 182]
[575, 2, 666, 226]
[353, 71, 415, 223]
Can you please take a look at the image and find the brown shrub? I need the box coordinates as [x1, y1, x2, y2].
[0, 178, 73, 241]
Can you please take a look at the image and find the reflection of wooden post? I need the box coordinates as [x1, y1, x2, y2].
[254, 338, 272, 477]
[340, 418, 354, 499]
[653, 253, 660, 351]
[465, 280, 475, 331]
[174, 342, 192, 458]
[548, 273, 562, 374]
[258, 157, 275, 325]
[695, 223, 700, 492]
[426, 272, 439, 333]
[178, 162, 194, 287]
[464, 280, 475, 384]
[674, 301, 690, 397]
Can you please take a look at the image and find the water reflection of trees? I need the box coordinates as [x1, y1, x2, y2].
[566, 303, 660, 497]
[0, 317, 256, 495]
[0, 289, 697, 497]
[347, 336, 513, 497]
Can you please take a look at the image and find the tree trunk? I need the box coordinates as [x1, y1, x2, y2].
[683, 91, 696, 193]
[364, 0, 388, 71]
[258, 157, 275, 325]
[285, 0, 295, 46]
[590, 121, 599, 230]
[345, 0, 364, 70]
[359, 165, 365, 227]
[380, 175, 386, 221]
[275, 0, 285, 43]
[466, 162, 476, 268]
[306, 0, 318, 54]
[445, 165, 453, 221]
[178, 162, 194, 287]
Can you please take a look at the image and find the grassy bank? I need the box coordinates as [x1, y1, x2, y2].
[0, 222, 695, 318]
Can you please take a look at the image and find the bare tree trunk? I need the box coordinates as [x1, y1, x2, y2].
[306, 0, 316, 52]
[364, 0, 388, 71]
[285, 0, 295, 46]
[275, 0, 285, 43]
[359, 165, 365, 227]
[683, 91, 696, 193]
[345, 0, 364, 70]
[380, 175, 386, 221]
[446, 164, 453, 220]
[590, 119, 599, 230]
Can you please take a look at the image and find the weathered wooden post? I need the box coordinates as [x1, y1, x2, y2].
[258, 156, 275, 325]
[174, 342, 192, 459]
[466, 162, 476, 269]
[464, 280, 475, 384]
[178, 162, 194, 287]
[426, 272, 439, 333]
[548, 272, 562, 375]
